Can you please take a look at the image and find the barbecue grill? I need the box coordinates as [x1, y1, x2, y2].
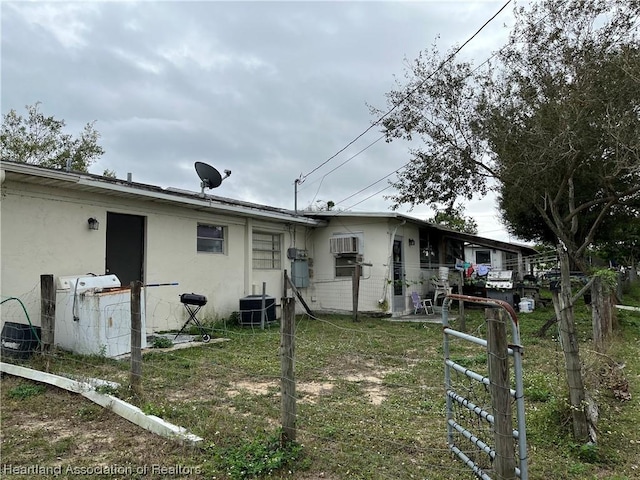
[175, 293, 210, 342]
[485, 270, 516, 306]
[485, 270, 514, 290]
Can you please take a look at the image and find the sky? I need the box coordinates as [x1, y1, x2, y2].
[1, 0, 524, 243]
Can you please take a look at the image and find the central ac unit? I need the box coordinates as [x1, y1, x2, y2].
[329, 236, 359, 254]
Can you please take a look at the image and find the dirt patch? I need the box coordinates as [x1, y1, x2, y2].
[205, 354, 398, 405]
[226, 379, 276, 397]
[336, 372, 390, 405]
[0, 377, 188, 475]
[297, 381, 335, 404]
[165, 372, 388, 406]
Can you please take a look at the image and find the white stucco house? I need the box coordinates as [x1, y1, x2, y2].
[301, 212, 538, 315]
[0, 161, 538, 350]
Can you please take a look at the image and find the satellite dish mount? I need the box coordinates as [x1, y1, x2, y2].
[194, 162, 231, 194]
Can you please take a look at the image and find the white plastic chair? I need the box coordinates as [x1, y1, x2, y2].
[411, 291, 434, 315]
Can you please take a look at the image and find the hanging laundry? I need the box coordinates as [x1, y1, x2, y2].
[476, 264, 490, 276]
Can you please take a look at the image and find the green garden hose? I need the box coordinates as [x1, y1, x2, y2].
[0, 297, 42, 345]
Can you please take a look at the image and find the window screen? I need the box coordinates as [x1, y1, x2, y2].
[253, 232, 281, 269]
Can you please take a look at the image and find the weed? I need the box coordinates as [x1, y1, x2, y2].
[95, 384, 119, 396]
[575, 441, 600, 463]
[152, 336, 174, 349]
[567, 462, 587, 475]
[76, 404, 102, 420]
[226, 311, 241, 327]
[524, 372, 555, 402]
[212, 430, 304, 479]
[450, 353, 486, 368]
[7, 383, 46, 399]
[53, 436, 76, 456]
[141, 402, 166, 417]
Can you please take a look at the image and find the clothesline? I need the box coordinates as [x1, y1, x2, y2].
[455, 258, 492, 278]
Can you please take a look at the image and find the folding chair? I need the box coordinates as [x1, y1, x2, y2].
[411, 291, 434, 315]
[175, 293, 210, 342]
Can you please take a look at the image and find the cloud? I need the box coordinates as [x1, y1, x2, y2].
[5, 2, 101, 49]
[1, 0, 518, 242]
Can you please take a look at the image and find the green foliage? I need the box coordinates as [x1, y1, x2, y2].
[141, 402, 168, 417]
[226, 311, 241, 328]
[1, 102, 104, 172]
[574, 442, 600, 464]
[76, 404, 102, 420]
[592, 269, 620, 290]
[377, 298, 389, 312]
[212, 431, 304, 479]
[152, 336, 174, 349]
[374, 0, 640, 270]
[427, 204, 478, 234]
[450, 353, 486, 368]
[7, 383, 46, 399]
[95, 384, 119, 396]
[524, 372, 554, 402]
[368, 0, 638, 443]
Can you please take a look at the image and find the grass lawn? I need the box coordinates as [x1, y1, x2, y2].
[1, 283, 639, 479]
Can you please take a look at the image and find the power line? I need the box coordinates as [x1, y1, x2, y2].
[343, 184, 395, 211]
[297, 0, 513, 185]
[303, 134, 386, 208]
[334, 161, 408, 207]
[311, 0, 558, 215]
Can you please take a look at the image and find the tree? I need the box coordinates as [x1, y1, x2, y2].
[1, 102, 104, 172]
[590, 204, 640, 268]
[372, 0, 640, 443]
[427, 204, 478, 234]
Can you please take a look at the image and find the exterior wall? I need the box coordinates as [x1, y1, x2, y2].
[1, 184, 107, 291]
[142, 205, 249, 331]
[463, 245, 526, 281]
[464, 245, 504, 270]
[303, 216, 422, 315]
[0, 177, 297, 333]
[248, 219, 295, 306]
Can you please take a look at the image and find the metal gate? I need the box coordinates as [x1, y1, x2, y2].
[442, 294, 528, 480]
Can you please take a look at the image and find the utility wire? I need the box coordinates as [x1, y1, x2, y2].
[297, 0, 513, 185]
[334, 161, 408, 207]
[343, 184, 395, 211]
[314, 0, 559, 214]
[304, 134, 386, 208]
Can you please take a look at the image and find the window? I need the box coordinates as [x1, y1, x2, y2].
[504, 251, 518, 271]
[197, 224, 224, 253]
[252, 232, 281, 269]
[445, 239, 464, 265]
[335, 254, 362, 277]
[419, 238, 438, 267]
[476, 250, 491, 264]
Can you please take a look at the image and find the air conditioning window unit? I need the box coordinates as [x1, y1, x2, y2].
[330, 236, 359, 254]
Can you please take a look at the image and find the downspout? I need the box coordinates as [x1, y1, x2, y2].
[245, 218, 253, 295]
[380, 220, 406, 307]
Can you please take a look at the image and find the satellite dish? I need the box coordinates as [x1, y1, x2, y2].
[194, 161, 231, 193]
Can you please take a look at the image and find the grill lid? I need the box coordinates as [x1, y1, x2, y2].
[485, 270, 514, 289]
